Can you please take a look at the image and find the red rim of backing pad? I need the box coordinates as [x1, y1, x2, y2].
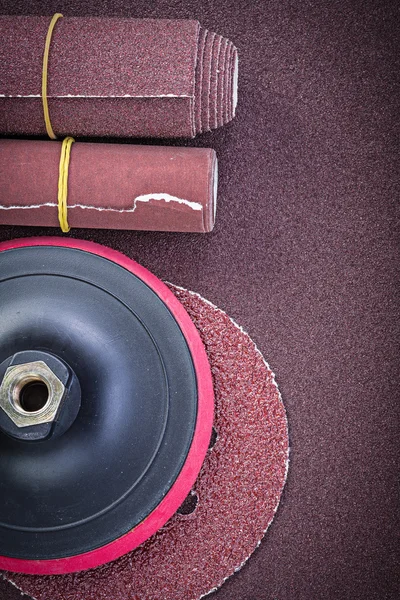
[3, 243, 289, 600]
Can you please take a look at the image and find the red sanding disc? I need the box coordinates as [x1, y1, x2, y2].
[4, 285, 289, 599]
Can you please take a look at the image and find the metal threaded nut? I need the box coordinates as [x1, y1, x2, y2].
[0, 361, 65, 428]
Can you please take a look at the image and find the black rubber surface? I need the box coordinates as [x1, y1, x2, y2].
[0, 245, 197, 560]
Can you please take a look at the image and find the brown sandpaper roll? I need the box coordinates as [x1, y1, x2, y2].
[0, 16, 238, 138]
[0, 139, 217, 232]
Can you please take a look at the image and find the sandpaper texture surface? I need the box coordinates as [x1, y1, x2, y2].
[0, 17, 199, 97]
[0, 0, 399, 599]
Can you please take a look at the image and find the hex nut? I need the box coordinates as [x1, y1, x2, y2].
[0, 361, 65, 428]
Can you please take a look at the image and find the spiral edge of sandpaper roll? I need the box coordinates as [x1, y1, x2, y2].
[195, 27, 239, 134]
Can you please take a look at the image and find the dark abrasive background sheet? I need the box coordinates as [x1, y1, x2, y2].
[0, 1, 399, 599]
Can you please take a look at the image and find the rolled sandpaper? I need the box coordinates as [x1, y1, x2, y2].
[0, 139, 217, 232]
[0, 16, 239, 138]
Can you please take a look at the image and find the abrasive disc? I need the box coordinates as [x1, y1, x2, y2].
[4, 281, 289, 599]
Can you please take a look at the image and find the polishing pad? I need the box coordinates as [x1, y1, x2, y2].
[0, 238, 214, 574]
[4, 282, 289, 599]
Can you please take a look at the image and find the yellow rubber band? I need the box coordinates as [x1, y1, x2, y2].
[58, 136, 74, 233]
[42, 13, 63, 139]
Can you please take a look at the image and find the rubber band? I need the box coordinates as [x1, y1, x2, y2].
[58, 137, 75, 232]
[42, 13, 63, 139]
